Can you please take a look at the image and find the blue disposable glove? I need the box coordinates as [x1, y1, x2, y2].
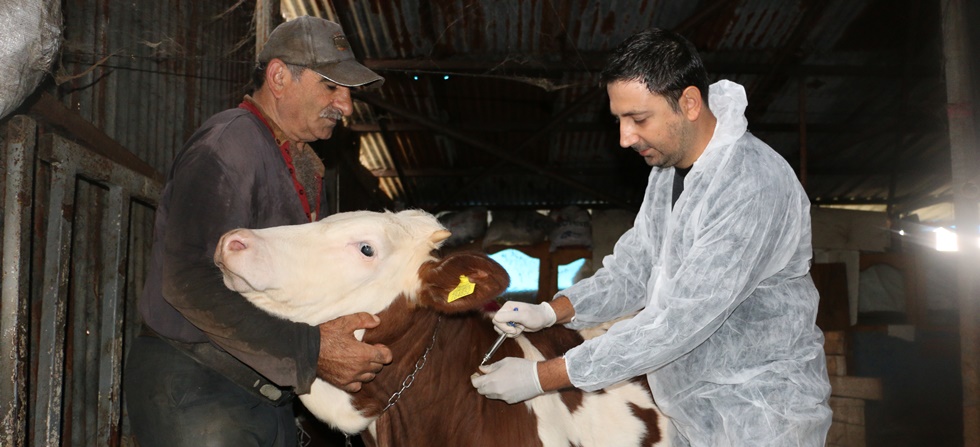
[471, 357, 543, 404]
[492, 301, 557, 338]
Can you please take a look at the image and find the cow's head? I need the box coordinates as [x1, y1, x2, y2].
[214, 210, 508, 325]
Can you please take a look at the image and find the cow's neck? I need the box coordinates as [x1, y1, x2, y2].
[354, 297, 518, 446]
[354, 296, 442, 417]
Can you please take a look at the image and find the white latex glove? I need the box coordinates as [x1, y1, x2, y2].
[470, 357, 543, 404]
[492, 301, 557, 338]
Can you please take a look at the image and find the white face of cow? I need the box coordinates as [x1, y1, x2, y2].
[214, 210, 451, 325]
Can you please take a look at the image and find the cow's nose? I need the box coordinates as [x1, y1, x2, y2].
[222, 230, 248, 251]
[215, 229, 253, 267]
[221, 229, 251, 252]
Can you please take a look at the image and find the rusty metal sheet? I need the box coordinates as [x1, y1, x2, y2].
[1, 116, 37, 447]
[1, 116, 161, 446]
[32, 133, 77, 447]
[33, 132, 161, 447]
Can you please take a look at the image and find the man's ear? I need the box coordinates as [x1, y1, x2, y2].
[680, 85, 704, 121]
[415, 252, 510, 314]
[266, 59, 288, 96]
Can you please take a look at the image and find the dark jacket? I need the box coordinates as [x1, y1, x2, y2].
[139, 104, 325, 393]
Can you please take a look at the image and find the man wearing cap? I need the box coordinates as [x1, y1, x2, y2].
[124, 16, 389, 446]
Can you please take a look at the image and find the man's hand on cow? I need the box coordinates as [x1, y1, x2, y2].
[470, 357, 544, 404]
[492, 301, 557, 338]
[317, 313, 393, 392]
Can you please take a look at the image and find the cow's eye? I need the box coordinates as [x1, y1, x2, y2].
[359, 243, 375, 257]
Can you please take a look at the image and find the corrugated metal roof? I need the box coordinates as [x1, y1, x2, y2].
[59, 0, 960, 223]
[286, 0, 954, 221]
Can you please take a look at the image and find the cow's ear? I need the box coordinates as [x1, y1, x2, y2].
[416, 252, 510, 314]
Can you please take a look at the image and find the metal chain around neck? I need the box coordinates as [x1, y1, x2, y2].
[380, 316, 442, 414]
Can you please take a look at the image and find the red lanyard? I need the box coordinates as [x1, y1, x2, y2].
[239, 101, 321, 221]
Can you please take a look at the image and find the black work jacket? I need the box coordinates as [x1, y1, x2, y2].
[138, 102, 326, 393]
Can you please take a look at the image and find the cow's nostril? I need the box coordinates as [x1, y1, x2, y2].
[227, 238, 247, 252]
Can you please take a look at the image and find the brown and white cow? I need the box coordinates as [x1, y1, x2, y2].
[214, 209, 667, 447]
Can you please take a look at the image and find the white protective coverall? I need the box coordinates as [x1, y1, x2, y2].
[561, 80, 832, 446]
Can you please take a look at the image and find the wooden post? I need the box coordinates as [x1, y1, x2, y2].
[942, 0, 980, 444]
[254, 0, 281, 56]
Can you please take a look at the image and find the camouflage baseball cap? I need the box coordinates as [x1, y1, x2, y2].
[257, 16, 383, 88]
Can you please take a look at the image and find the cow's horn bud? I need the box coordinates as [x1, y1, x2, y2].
[431, 229, 451, 244]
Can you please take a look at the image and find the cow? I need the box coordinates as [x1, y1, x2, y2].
[214, 209, 668, 447]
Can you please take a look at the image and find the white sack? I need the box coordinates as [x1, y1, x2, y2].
[0, 0, 62, 119]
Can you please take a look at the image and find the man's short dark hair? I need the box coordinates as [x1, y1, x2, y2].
[249, 63, 268, 92]
[600, 28, 711, 112]
[248, 62, 306, 94]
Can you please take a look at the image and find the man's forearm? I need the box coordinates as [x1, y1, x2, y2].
[548, 295, 576, 325]
[536, 296, 576, 392]
[537, 357, 572, 392]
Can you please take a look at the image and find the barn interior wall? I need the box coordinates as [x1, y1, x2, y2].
[3, 1, 255, 445]
[56, 0, 253, 176]
[807, 205, 963, 445]
[0, 114, 162, 446]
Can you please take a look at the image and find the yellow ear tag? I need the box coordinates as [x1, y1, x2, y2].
[447, 275, 476, 303]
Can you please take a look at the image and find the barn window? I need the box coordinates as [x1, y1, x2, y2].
[489, 249, 540, 304]
[557, 258, 587, 290]
[485, 243, 591, 303]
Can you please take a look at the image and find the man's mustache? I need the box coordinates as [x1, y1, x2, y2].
[320, 108, 344, 121]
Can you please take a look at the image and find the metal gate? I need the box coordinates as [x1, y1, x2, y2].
[1, 114, 162, 446]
